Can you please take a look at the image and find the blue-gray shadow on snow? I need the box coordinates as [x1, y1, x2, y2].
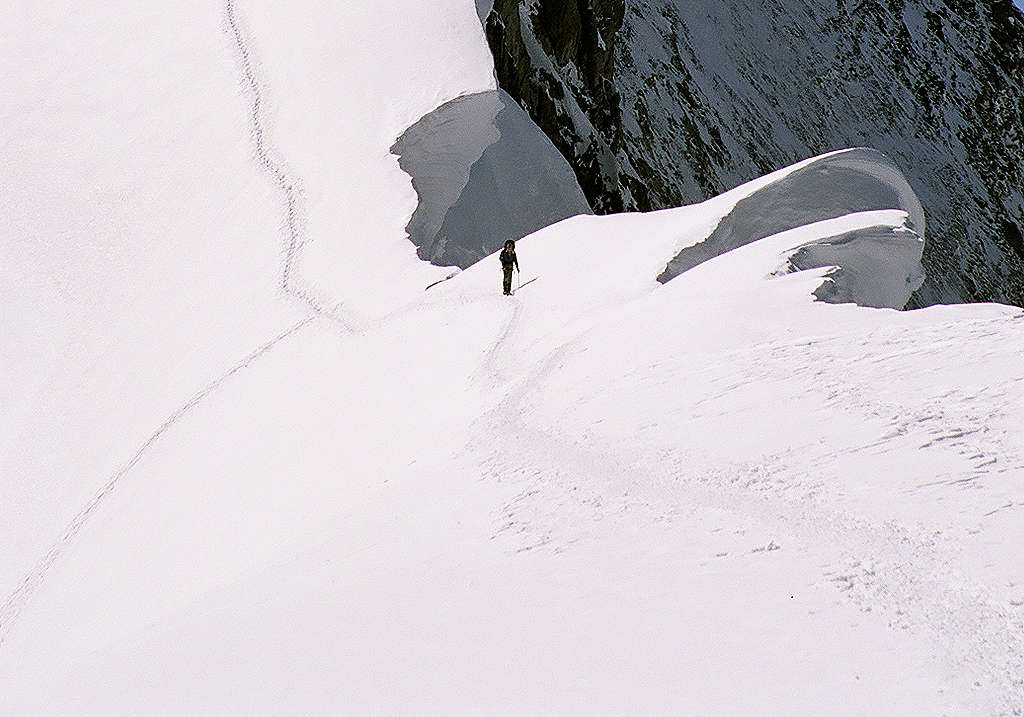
[392, 89, 592, 269]
[475, 0, 494, 22]
[660, 148, 927, 308]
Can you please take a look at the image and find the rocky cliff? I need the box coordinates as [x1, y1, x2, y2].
[484, 0, 1024, 307]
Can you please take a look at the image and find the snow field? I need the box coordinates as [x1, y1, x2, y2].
[7, 171, 1022, 711]
[3, 0, 1024, 713]
[0, 0, 306, 610]
[2, 0, 495, 640]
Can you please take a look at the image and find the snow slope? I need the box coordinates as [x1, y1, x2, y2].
[1, 0, 308, 618]
[0, 0, 498, 623]
[3, 1, 1024, 714]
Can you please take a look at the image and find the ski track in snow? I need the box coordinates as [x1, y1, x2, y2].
[470, 293, 651, 548]
[225, 0, 356, 331]
[0, 316, 315, 646]
[1, 0, 359, 648]
[474, 296, 524, 384]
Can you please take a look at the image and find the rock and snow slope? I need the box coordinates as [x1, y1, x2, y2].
[3, 1, 1024, 714]
[484, 0, 1024, 308]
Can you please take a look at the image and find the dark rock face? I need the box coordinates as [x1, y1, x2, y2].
[485, 0, 1024, 307]
[486, 0, 649, 213]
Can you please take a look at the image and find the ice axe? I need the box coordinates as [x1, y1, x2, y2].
[513, 276, 538, 293]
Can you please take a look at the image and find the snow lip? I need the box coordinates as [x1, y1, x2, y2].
[780, 213, 926, 309]
[739, 209, 927, 310]
[656, 147, 927, 310]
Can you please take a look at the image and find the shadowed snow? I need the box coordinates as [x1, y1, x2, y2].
[659, 148, 926, 309]
[392, 89, 592, 268]
[784, 215, 926, 308]
[475, 0, 494, 21]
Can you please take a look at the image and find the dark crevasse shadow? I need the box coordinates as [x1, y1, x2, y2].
[392, 89, 592, 269]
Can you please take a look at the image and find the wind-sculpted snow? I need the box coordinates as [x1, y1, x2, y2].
[392, 89, 591, 268]
[231, 0, 496, 319]
[783, 215, 926, 309]
[659, 149, 926, 309]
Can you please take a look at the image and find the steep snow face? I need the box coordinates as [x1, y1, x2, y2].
[230, 0, 498, 319]
[392, 89, 592, 269]
[238, 0, 592, 309]
[484, 0, 1024, 308]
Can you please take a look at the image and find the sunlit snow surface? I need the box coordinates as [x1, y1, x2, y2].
[2, 1, 1024, 714]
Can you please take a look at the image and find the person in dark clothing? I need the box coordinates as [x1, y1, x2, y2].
[499, 239, 519, 295]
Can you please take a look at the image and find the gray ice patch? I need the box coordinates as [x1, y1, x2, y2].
[658, 148, 926, 293]
[392, 89, 592, 269]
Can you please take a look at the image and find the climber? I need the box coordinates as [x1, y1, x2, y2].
[499, 239, 519, 295]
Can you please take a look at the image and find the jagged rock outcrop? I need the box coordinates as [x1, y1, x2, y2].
[485, 0, 648, 213]
[484, 0, 1024, 307]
